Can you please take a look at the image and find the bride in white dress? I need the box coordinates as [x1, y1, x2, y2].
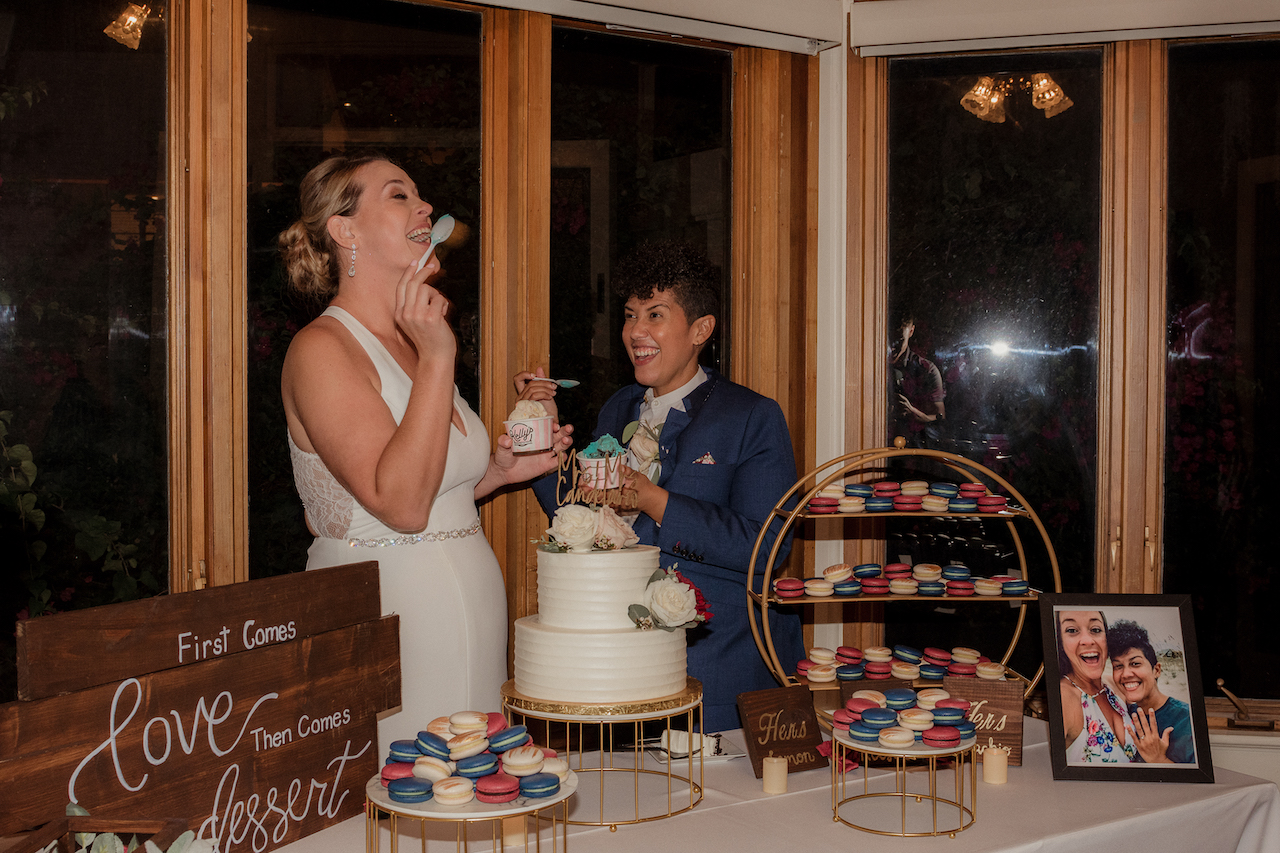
[278, 153, 571, 758]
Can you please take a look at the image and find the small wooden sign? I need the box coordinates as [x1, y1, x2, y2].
[736, 687, 828, 778]
[942, 677, 1025, 765]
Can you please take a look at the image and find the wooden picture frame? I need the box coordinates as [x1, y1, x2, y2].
[1040, 594, 1214, 782]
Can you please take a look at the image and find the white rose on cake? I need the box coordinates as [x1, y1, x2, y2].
[593, 505, 639, 550]
[644, 577, 698, 626]
[547, 505, 597, 552]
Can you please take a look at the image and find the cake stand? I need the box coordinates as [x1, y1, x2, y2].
[830, 728, 977, 838]
[501, 678, 704, 829]
[363, 770, 577, 853]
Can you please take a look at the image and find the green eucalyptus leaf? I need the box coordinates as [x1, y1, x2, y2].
[21, 459, 37, 483]
[647, 569, 667, 584]
[165, 829, 195, 853]
[30, 538, 47, 560]
[29, 508, 47, 531]
[621, 420, 640, 444]
[66, 803, 91, 817]
[9, 444, 32, 463]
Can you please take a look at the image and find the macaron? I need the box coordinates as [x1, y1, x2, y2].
[381, 762, 416, 785]
[977, 662, 1007, 680]
[929, 482, 960, 497]
[945, 580, 975, 596]
[804, 578, 835, 597]
[844, 697, 881, 718]
[958, 482, 987, 496]
[901, 480, 930, 496]
[860, 707, 899, 730]
[519, 772, 561, 798]
[941, 565, 971, 581]
[923, 647, 953, 665]
[807, 664, 837, 683]
[884, 562, 913, 578]
[931, 706, 967, 725]
[808, 647, 836, 665]
[850, 689, 888, 707]
[919, 663, 947, 680]
[892, 644, 923, 663]
[916, 580, 946, 596]
[807, 496, 840, 513]
[774, 577, 806, 599]
[447, 731, 490, 760]
[832, 708, 857, 730]
[954, 720, 977, 740]
[893, 495, 923, 511]
[500, 744, 545, 776]
[866, 497, 894, 512]
[486, 712, 509, 736]
[973, 578, 1004, 596]
[898, 708, 935, 731]
[860, 577, 890, 595]
[878, 726, 916, 749]
[864, 660, 893, 679]
[845, 483, 874, 498]
[822, 563, 854, 583]
[873, 480, 901, 495]
[948, 498, 978, 512]
[936, 697, 972, 714]
[833, 578, 863, 596]
[912, 563, 943, 581]
[836, 663, 866, 681]
[946, 662, 977, 678]
[922, 726, 962, 749]
[890, 661, 921, 681]
[389, 739, 423, 763]
[853, 563, 883, 578]
[475, 772, 520, 804]
[836, 646, 864, 664]
[951, 646, 982, 664]
[847, 721, 880, 744]
[817, 484, 845, 499]
[541, 756, 570, 783]
[796, 659, 815, 675]
[387, 777, 433, 803]
[921, 495, 950, 512]
[455, 752, 499, 778]
[425, 716, 453, 738]
[449, 710, 489, 735]
[412, 756, 455, 782]
[431, 776, 475, 806]
[977, 495, 1008, 512]
[1002, 579, 1030, 596]
[889, 578, 919, 596]
[489, 725, 530, 752]
[915, 688, 951, 709]
[838, 497, 866, 513]
[863, 646, 893, 663]
[883, 688, 917, 710]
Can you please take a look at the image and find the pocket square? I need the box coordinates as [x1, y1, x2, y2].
[694, 452, 716, 465]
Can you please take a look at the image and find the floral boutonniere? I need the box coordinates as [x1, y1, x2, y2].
[622, 419, 663, 481]
[628, 566, 712, 631]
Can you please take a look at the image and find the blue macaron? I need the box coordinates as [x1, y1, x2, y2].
[389, 739, 422, 762]
[488, 725, 529, 752]
[387, 777, 433, 803]
[845, 484, 874, 498]
[860, 708, 899, 730]
[919, 663, 947, 680]
[455, 752, 499, 778]
[941, 565, 971, 581]
[836, 663, 866, 681]
[916, 580, 946, 596]
[853, 563, 883, 578]
[883, 688, 917, 710]
[929, 482, 959, 497]
[948, 498, 978, 512]
[931, 707, 966, 725]
[846, 722, 881, 743]
[833, 578, 863, 596]
[1002, 580, 1030, 596]
[518, 772, 561, 798]
[892, 644, 923, 664]
[415, 731, 450, 760]
[866, 497, 894, 512]
[954, 720, 977, 740]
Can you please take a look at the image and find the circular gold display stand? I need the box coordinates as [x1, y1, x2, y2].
[501, 678, 704, 829]
[364, 770, 575, 853]
[746, 438, 1065, 709]
[830, 729, 977, 838]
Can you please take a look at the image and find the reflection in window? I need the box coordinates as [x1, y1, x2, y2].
[0, 1, 168, 699]
[549, 28, 731, 435]
[1164, 39, 1280, 701]
[246, 0, 481, 577]
[883, 51, 1102, 668]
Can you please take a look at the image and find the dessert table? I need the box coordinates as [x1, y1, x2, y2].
[275, 718, 1279, 853]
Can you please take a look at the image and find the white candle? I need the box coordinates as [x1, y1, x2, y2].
[502, 816, 527, 847]
[982, 747, 1008, 784]
[763, 755, 788, 794]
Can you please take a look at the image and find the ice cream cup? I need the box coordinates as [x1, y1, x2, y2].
[578, 455, 623, 490]
[504, 416, 553, 453]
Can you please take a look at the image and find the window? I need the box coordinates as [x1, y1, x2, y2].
[0, 1, 168, 700]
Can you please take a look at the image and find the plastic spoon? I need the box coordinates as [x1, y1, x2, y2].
[415, 214, 456, 271]
[539, 378, 580, 388]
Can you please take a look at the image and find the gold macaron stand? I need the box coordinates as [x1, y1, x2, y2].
[830, 730, 978, 838]
[501, 678, 704, 830]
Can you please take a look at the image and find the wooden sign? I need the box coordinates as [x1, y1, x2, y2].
[736, 687, 828, 778]
[0, 562, 400, 852]
[16, 562, 382, 700]
[941, 676, 1025, 765]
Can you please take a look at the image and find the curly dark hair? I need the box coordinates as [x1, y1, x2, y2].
[611, 240, 721, 323]
[1106, 619, 1157, 667]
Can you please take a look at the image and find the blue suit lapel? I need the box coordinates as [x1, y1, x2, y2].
[654, 371, 718, 488]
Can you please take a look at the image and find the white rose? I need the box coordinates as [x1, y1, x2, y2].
[644, 577, 697, 627]
[549, 505, 597, 551]
[594, 505, 639, 550]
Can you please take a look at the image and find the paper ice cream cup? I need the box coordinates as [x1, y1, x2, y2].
[578, 456, 622, 490]
[504, 416, 553, 452]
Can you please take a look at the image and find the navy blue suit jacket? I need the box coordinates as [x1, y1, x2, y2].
[534, 369, 804, 730]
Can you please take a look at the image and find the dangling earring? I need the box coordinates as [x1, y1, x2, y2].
[347, 245, 357, 277]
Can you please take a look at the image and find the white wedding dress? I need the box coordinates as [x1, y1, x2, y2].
[289, 306, 507, 759]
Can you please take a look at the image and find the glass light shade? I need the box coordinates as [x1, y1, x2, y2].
[960, 76, 998, 118]
[1030, 73, 1073, 117]
[104, 4, 150, 50]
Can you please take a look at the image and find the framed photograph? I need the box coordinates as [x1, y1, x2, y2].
[1040, 594, 1214, 782]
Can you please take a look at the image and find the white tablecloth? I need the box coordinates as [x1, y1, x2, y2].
[279, 718, 1280, 853]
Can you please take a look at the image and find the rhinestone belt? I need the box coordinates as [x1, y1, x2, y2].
[347, 519, 482, 548]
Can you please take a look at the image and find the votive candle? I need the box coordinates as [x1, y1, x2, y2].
[763, 755, 788, 794]
[982, 747, 1008, 784]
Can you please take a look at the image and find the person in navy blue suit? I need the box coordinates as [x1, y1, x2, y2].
[521, 242, 803, 731]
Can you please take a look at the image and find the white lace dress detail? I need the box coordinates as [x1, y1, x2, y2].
[288, 430, 354, 539]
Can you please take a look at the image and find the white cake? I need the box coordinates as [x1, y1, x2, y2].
[513, 544, 688, 703]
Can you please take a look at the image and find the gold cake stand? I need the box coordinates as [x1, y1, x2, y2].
[501, 678, 704, 830]
[830, 728, 977, 838]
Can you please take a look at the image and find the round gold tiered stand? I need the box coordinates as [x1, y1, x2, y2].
[501, 678, 704, 830]
[363, 770, 576, 853]
[830, 730, 977, 838]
